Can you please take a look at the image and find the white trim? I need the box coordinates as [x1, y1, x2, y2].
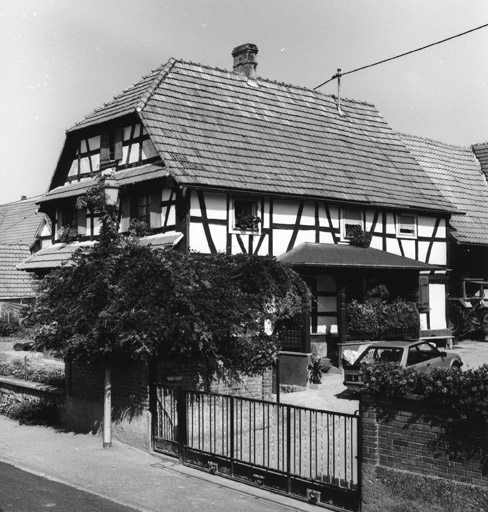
[396, 213, 418, 239]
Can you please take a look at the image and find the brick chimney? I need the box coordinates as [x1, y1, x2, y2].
[232, 43, 258, 82]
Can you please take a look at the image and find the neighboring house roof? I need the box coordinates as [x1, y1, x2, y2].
[0, 244, 35, 299]
[277, 242, 438, 270]
[400, 134, 488, 246]
[0, 197, 49, 247]
[17, 232, 183, 271]
[50, 58, 455, 215]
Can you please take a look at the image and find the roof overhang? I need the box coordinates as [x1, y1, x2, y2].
[277, 242, 440, 270]
[17, 232, 183, 272]
[38, 163, 169, 205]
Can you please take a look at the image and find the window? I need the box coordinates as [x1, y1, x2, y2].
[100, 129, 123, 168]
[341, 208, 363, 240]
[131, 194, 151, 225]
[397, 214, 417, 238]
[232, 198, 261, 232]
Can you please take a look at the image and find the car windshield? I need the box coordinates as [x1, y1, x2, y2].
[357, 347, 403, 365]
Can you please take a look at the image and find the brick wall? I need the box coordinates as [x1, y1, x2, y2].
[361, 395, 488, 512]
[64, 357, 272, 451]
[156, 359, 273, 400]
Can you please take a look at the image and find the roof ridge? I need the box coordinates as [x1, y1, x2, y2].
[137, 58, 178, 113]
[0, 195, 43, 207]
[173, 59, 376, 107]
[399, 132, 473, 150]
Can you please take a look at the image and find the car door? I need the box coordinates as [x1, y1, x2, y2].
[407, 342, 445, 371]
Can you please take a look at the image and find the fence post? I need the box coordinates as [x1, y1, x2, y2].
[177, 387, 187, 462]
[230, 395, 235, 477]
[286, 405, 292, 494]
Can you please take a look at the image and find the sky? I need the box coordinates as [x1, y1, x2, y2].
[1, 0, 487, 205]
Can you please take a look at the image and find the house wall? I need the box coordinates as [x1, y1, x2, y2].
[187, 189, 448, 332]
[361, 395, 488, 512]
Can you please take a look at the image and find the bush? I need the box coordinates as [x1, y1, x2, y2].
[346, 300, 379, 339]
[0, 359, 65, 387]
[346, 299, 419, 340]
[1, 399, 58, 425]
[361, 363, 488, 422]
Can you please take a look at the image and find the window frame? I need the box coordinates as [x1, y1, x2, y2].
[396, 213, 418, 239]
[230, 197, 261, 234]
[341, 208, 363, 241]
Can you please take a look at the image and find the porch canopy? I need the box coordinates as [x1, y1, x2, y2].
[17, 232, 183, 272]
[277, 242, 439, 270]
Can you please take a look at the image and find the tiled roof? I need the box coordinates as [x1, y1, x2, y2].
[472, 143, 488, 177]
[17, 241, 96, 271]
[400, 134, 488, 245]
[277, 242, 438, 269]
[0, 197, 49, 246]
[0, 244, 35, 299]
[40, 163, 168, 203]
[66, 59, 454, 214]
[18, 232, 183, 271]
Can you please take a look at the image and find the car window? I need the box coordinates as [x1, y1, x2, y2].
[357, 347, 403, 365]
[407, 342, 439, 366]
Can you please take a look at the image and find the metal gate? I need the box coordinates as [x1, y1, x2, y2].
[153, 386, 360, 511]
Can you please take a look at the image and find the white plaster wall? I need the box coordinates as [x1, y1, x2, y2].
[429, 283, 447, 330]
[400, 239, 416, 260]
[189, 223, 212, 253]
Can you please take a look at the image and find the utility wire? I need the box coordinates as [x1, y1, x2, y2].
[314, 22, 488, 90]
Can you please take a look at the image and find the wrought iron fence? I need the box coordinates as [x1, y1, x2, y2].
[154, 385, 360, 510]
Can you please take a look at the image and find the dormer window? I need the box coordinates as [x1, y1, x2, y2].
[341, 208, 363, 240]
[232, 198, 261, 232]
[397, 214, 417, 239]
[100, 129, 122, 169]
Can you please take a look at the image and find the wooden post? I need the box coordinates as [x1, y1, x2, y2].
[302, 292, 311, 353]
[337, 282, 347, 345]
[103, 363, 112, 448]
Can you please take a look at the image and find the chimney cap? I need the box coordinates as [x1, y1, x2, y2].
[232, 43, 258, 57]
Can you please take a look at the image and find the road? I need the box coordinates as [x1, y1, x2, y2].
[0, 461, 138, 512]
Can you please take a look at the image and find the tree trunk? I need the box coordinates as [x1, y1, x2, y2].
[103, 363, 112, 448]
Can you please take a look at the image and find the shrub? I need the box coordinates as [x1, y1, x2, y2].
[361, 363, 488, 422]
[346, 299, 419, 340]
[2, 399, 58, 425]
[0, 359, 65, 387]
[346, 300, 379, 339]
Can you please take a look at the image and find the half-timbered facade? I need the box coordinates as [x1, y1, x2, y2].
[20, 43, 456, 346]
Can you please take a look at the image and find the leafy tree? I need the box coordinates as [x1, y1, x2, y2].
[27, 183, 306, 377]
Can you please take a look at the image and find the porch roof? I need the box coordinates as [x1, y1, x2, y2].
[277, 242, 438, 270]
[17, 232, 183, 271]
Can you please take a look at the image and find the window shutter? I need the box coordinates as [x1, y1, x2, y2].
[114, 129, 123, 161]
[120, 195, 131, 232]
[77, 207, 87, 236]
[419, 275, 430, 310]
[150, 189, 162, 229]
[100, 132, 109, 163]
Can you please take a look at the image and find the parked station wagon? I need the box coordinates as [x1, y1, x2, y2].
[343, 340, 463, 391]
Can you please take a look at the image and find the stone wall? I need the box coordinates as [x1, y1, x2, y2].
[361, 395, 488, 512]
[0, 376, 64, 421]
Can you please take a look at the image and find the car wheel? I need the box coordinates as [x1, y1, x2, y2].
[451, 361, 462, 370]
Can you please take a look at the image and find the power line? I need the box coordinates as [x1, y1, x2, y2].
[314, 22, 488, 90]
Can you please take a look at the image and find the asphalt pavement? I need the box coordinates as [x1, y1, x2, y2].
[0, 416, 324, 512]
